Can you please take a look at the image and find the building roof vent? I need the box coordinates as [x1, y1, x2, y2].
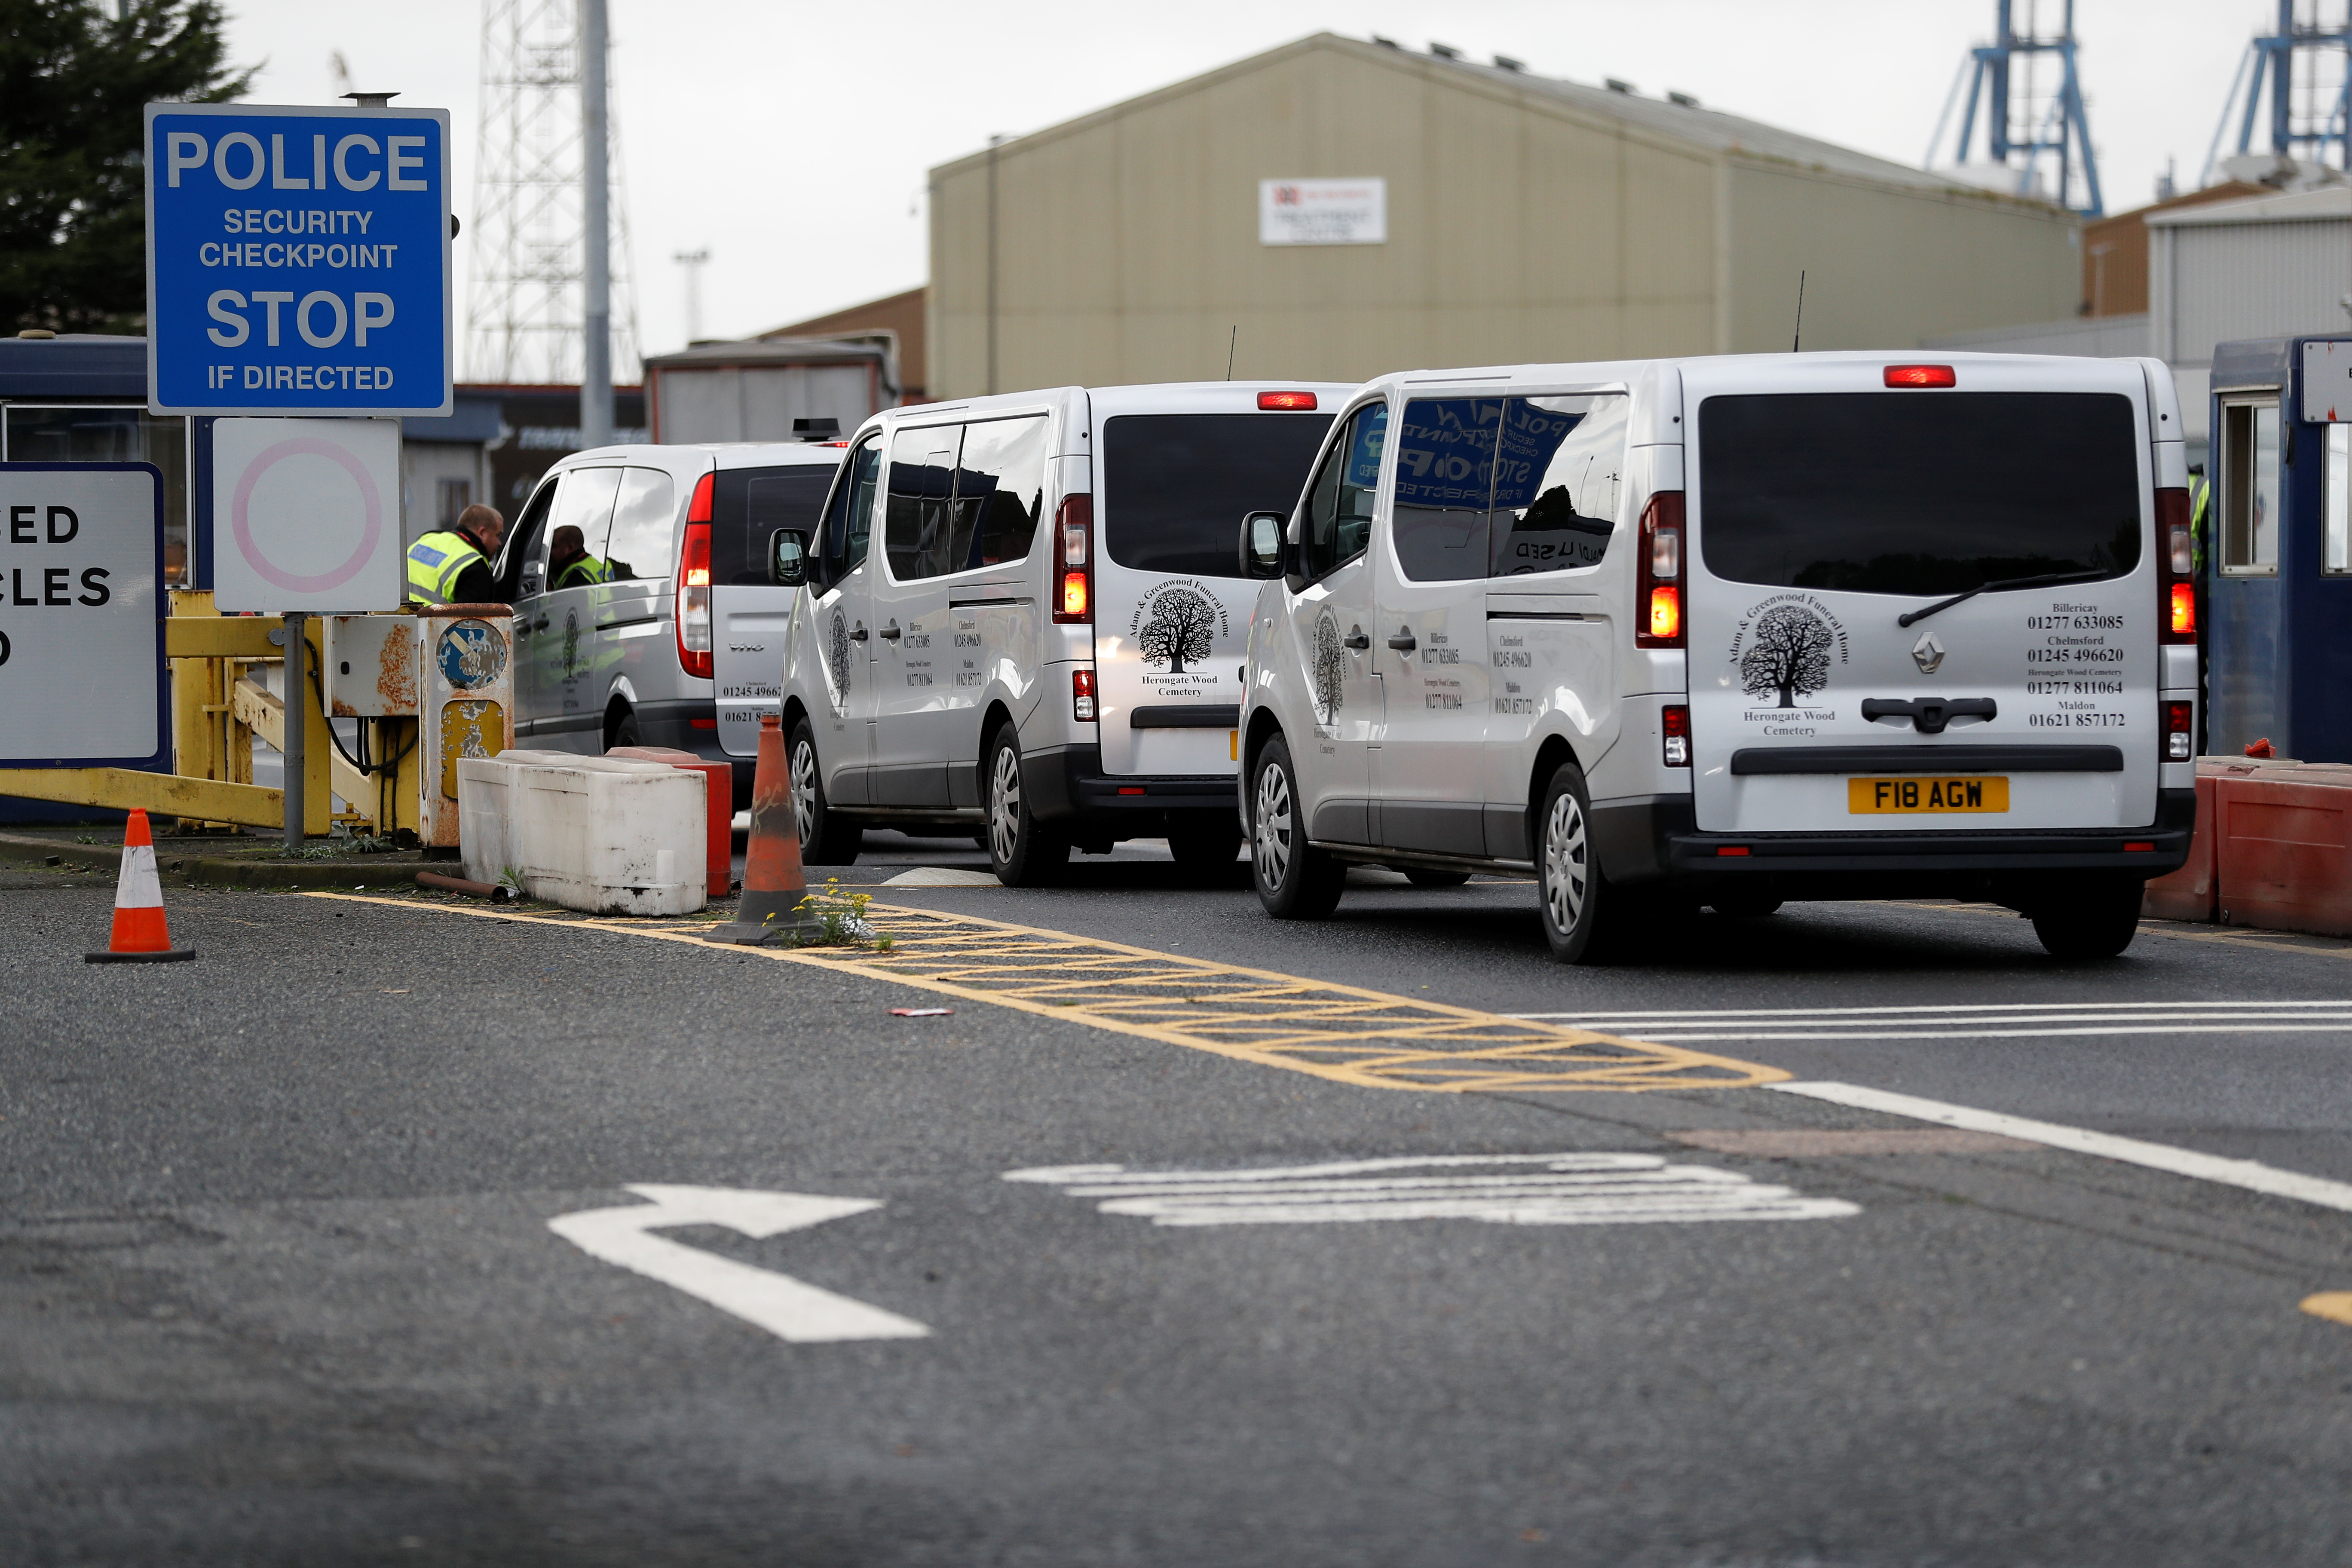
[1370, 34, 1400, 49]
[1667, 90, 1700, 108]
[1605, 77, 1635, 95]
[1493, 54, 1526, 72]
[1428, 42, 1461, 60]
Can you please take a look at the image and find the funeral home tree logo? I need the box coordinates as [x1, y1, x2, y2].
[561, 606, 582, 679]
[825, 609, 853, 706]
[1740, 603, 1836, 708]
[1311, 610, 1346, 725]
[1132, 582, 1222, 674]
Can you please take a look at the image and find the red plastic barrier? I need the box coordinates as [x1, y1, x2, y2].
[2140, 771, 2216, 922]
[607, 745, 732, 900]
[2214, 765, 2352, 937]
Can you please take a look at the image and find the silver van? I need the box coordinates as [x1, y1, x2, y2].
[1239, 352, 2197, 961]
[758, 381, 1350, 882]
[490, 437, 847, 805]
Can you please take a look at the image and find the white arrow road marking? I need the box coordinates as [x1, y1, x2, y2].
[548, 1184, 930, 1343]
[1005, 1154, 1858, 1227]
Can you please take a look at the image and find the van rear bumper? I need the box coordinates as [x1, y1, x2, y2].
[1022, 744, 1234, 828]
[1595, 788, 2196, 889]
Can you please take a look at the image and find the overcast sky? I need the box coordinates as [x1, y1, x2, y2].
[218, 0, 2278, 374]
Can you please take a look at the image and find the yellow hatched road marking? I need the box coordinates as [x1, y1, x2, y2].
[306, 893, 1783, 1094]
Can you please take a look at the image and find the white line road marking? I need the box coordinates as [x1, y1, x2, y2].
[1507, 1000, 2352, 1042]
[548, 1184, 931, 1343]
[1005, 1154, 1859, 1227]
[1771, 1081, 2352, 1216]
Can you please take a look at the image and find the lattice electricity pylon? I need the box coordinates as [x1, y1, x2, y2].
[464, 0, 642, 386]
[1927, 0, 2104, 217]
[2202, 1, 2352, 187]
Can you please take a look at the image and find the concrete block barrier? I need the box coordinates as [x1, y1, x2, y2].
[456, 753, 707, 916]
[605, 745, 733, 902]
[2214, 763, 2352, 937]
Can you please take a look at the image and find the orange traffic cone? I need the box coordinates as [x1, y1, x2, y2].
[85, 809, 196, 964]
[705, 715, 820, 945]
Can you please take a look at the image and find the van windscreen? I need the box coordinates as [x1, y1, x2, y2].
[1103, 413, 1335, 576]
[714, 464, 837, 585]
[1698, 392, 2141, 595]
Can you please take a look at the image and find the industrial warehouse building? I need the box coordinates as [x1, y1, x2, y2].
[923, 33, 2083, 398]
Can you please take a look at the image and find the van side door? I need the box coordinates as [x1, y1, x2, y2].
[529, 466, 622, 753]
[807, 435, 881, 804]
[868, 424, 965, 806]
[1375, 396, 1501, 856]
[496, 474, 561, 740]
[944, 414, 1048, 806]
[1280, 400, 1388, 844]
[596, 465, 679, 720]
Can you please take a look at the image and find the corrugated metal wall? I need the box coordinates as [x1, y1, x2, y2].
[2165, 219, 2351, 368]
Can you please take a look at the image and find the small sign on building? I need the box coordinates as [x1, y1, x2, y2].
[2302, 339, 2352, 423]
[1259, 178, 1387, 246]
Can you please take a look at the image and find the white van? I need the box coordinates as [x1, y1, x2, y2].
[496, 435, 847, 808]
[765, 381, 1351, 882]
[1238, 352, 2198, 961]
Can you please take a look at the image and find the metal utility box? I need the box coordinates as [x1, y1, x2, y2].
[415, 609, 515, 846]
[324, 615, 419, 718]
[2208, 334, 2352, 761]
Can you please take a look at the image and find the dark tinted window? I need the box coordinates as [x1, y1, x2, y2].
[1102, 411, 1335, 576]
[712, 463, 836, 585]
[886, 425, 963, 581]
[1490, 394, 1625, 576]
[1393, 398, 1499, 582]
[954, 416, 1047, 568]
[1296, 404, 1386, 582]
[1699, 392, 2141, 595]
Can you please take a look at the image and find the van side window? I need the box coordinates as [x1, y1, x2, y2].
[494, 474, 559, 601]
[819, 438, 881, 588]
[548, 467, 622, 586]
[2220, 399, 2281, 575]
[603, 466, 676, 581]
[886, 425, 965, 580]
[955, 415, 1047, 567]
[1489, 395, 1627, 577]
[1299, 401, 1387, 581]
[1393, 398, 1500, 582]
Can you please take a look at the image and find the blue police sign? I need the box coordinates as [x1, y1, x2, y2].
[144, 104, 452, 417]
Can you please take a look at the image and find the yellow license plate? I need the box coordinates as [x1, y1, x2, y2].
[1847, 776, 2009, 814]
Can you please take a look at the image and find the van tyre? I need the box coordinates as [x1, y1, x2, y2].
[986, 727, 1068, 887]
[1250, 735, 1344, 919]
[1536, 761, 1618, 964]
[789, 719, 862, 865]
[1167, 820, 1244, 885]
[2032, 880, 2144, 960]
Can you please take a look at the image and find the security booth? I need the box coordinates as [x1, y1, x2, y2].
[2207, 333, 2352, 761]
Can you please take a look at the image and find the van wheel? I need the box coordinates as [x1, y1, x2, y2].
[1250, 735, 1344, 919]
[789, 720, 862, 865]
[1536, 762, 1615, 963]
[2033, 882, 2143, 959]
[1167, 820, 1244, 884]
[1406, 869, 1472, 888]
[986, 727, 1068, 886]
[609, 709, 640, 751]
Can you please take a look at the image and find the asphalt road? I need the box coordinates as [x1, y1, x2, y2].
[5, 848, 2352, 1566]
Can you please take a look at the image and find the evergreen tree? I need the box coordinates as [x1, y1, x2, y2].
[0, 1, 251, 334]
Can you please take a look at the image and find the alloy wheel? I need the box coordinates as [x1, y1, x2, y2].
[1253, 761, 1294, 890]
[790, 739, 819, 851]
[1543, 789, 1589, 936]
[989, 744, 1023, 864]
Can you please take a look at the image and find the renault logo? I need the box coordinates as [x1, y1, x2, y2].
[1911, 631, 1945, 674]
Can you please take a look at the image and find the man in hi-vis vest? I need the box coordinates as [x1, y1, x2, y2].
[406, 504, 505, 605]
[547, 524, 612, 590]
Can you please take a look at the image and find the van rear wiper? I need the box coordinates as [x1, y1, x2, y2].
[1896, 568, 2112, 628]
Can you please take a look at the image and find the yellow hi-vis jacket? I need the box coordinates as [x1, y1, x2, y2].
[407, 530, 484, 602]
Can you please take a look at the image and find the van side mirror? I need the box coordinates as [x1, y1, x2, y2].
[769, 528, 809, 587]
[1239, 511, 1285, 579]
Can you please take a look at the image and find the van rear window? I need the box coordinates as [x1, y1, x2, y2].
[713, 464, 837, 585]
[1698, 392, 2141, 595]
[1103, 413, 1335, 577]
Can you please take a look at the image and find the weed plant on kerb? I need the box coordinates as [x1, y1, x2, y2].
[791, 879, 894, 950]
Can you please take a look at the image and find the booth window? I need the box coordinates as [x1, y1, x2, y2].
[2326, 423, 2352, 575]
[2220, 398, 2280, 575]
[1, 404, 190, 586]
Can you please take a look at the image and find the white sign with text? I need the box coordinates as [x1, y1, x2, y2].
[1259, 178, 1388, 246]
[0, 465, 165, 765]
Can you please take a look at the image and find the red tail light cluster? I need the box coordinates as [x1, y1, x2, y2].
[2156, 486, 2196, 643]
[1054, 493, 1093, 624]
[1662, 704, 1690, 767]
[1635, 491, 1684, 649]
[2166, 699, 2193, 762]
[1072, 668, 1096, 722]
[676, 471, 715, 678]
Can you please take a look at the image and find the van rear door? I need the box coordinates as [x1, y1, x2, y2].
[1682, 357, 2159, 835]
[710, 454, 845, 757]
[1090, 389, 1337, 776]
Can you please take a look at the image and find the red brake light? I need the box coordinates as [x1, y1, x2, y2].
[686, 469, 715, 524]
[676, 520, 713, 678]
[2156, 486, 2196, 644]
[1885, 365, 1957, 388]
[1257, 391, 1319, 411]
[1635, 492, 1686, 650]
[1073, 668, 1096, 722]
[1053, 493, 1093, 624]
[2166, 701, 2193, 734]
